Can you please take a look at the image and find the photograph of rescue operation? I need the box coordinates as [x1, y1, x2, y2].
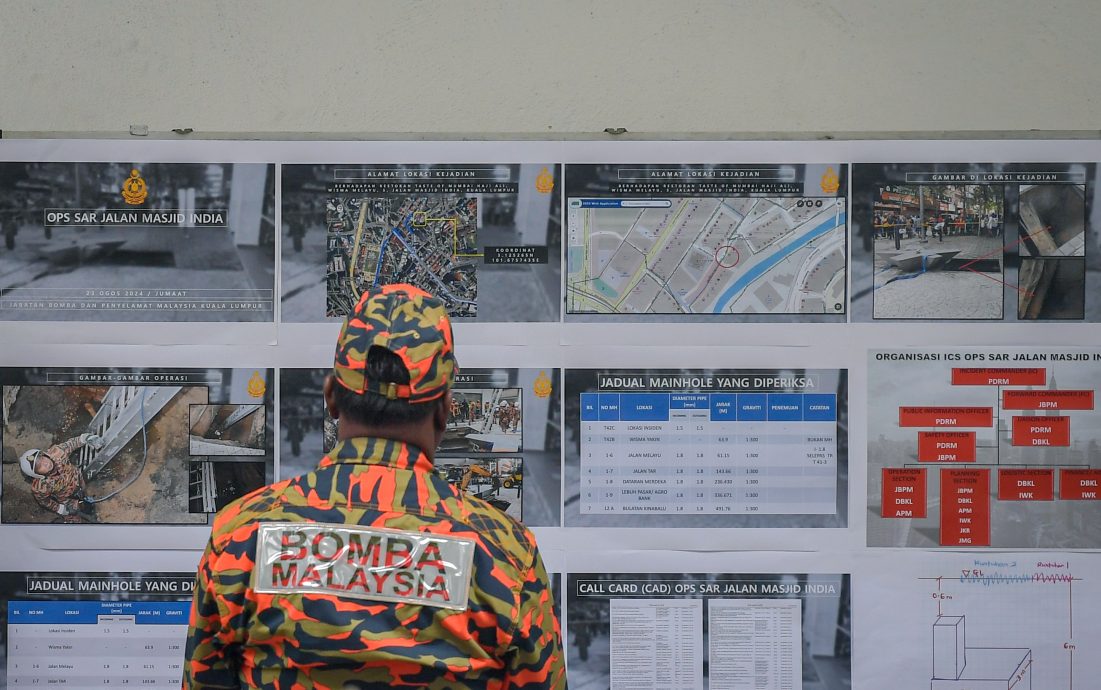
[444, 387, 522, 453]
[434, 458, 524, 520]
[279, 164, 561, 323]
[851, 162, 1097, 322]
[278, 367, 562, 526]
[0, 370, 274, 524]
[0, 162, 276, 321]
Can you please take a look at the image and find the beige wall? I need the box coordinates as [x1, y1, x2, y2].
[1, 0, 1099, 136]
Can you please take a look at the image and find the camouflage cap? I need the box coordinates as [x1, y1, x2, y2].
[333, 284, 457, 402]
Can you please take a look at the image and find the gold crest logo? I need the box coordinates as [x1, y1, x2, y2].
[535, 167, 555, 194]
[820, 166, 840, 195]
[121, 168, 148, 205]
[247, 371, 267, 398]
[533, 370, 553, 399]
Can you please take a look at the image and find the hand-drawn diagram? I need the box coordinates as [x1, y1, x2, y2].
[923, 560, 1080, 689]
[855, 552, 1097, 689]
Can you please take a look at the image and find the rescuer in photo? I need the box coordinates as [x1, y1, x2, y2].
[183, 283, 566, 689]
[19, 432, 104, 523]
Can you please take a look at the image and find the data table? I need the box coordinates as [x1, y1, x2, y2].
[580, 392, 838, 515]
[7, 600, 189, 688]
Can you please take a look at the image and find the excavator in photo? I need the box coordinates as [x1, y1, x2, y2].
[455, 464, 511, 512]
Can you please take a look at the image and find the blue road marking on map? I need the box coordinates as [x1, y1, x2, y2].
[712, 212, 845, 313]
[372, 235, 388, 287]
[373, 216, 413, 287]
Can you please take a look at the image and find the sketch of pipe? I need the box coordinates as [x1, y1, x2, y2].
[932, 615, 1031, 689]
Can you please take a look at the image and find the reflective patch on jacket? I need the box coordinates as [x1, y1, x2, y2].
[255, 521, 475, 610]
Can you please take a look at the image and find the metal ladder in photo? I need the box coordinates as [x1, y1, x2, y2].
[76, 385, 182, 479]
[479, 389, 505, 433]
[190, 461, 218, 513]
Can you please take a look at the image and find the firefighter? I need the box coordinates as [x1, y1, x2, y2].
[20, 433, 104, 523]
[183, 284, 566, 689]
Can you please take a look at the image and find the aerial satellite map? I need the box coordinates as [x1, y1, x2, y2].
[326, 194, 478, 317]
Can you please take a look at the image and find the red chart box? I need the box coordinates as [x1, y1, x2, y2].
[899, 407, 994, 428]
[997, 468, 1055, 501]
[1002, 389, 1095, 411]
[917, 431, 977, 462]
[940, 469, 991, 547]
[881, 468, 927, 518]
[951, 368, 1047, 386]
[1011, 416, 1070, 447]
[1059, 469, 1101, 500]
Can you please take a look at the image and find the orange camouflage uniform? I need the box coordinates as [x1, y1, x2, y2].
[183, 436, 566, 689]
[30, 436, 87, 523]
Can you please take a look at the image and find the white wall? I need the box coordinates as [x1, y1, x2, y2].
[1, 0, 1099, 137]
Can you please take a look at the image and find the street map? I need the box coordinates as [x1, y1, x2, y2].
[566, 196, 846, 314]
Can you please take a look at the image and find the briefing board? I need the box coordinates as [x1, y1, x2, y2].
[1, 137, 1100, 690]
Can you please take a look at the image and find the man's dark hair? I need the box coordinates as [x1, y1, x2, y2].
[331, 346, 438, 426]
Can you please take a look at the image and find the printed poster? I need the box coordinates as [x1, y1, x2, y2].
[0, 572, 194, 689]
[868, 348, 1101, 548]
[1, 367, 274, 524]
[568, 571, 850, 689]
[280, 163, 561, 323]
[851, 162, 1096, 322]
[278, 367, 561, 526]
[565, 163, 847, 321]
[0, 162, 276, 322]
[564, 368, 848, 528]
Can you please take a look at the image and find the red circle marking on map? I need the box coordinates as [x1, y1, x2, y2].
[715, 245, 740, 268]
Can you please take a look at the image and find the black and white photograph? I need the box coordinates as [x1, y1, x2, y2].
[566, 572, 851, 690]
[0, 162, 276, 322]
[851, 162, 1098, 322]
[277, 368, 330, 480]
[0, 368, 274, 524]
[280, 163, 561, 323]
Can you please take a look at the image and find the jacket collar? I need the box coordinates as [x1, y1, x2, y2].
[318, 437, 434, 473]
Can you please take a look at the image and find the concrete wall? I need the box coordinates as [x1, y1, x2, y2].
[1, 0, 1098, 137]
